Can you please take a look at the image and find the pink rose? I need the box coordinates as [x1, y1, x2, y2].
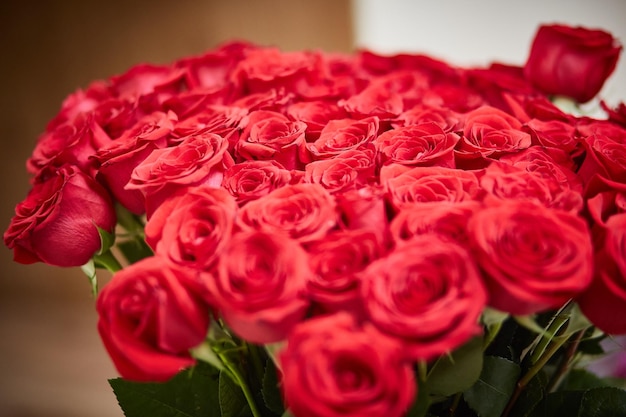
[524, 24, 622, 103]
[209, 231, 310, 343]
[96, 257, 212, 381]
[234, 110, 307, 170]
[374, 122, 460, 168]
[280, 313, 416, 417]
[361, 234, 486, 360]
[145, 186, 237, 271]
[238, 183, 337, 243]
[4, 165, 116, 267]
[468, 200, 593, 315]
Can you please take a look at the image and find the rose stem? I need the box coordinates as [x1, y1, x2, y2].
[219, 350, 263, 417]
[545, 328, 586, 392]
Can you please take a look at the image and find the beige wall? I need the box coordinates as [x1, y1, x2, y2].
[0, 1, 352, 416]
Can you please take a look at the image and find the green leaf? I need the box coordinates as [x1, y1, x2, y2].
[97, 226, 116, 255]
[262, 358, 284, 415]
[219, 371, 253, 417]
[560, 369, 614, 391]
[464, 356, 521, 417]
[579, 387, 626, 416]
[109, 362, 221, 417]
[508, 370, 548, 417]
[117, 238, 154, 265]
[482, 308, 510, 327]
[529, 387, 626, 417]
[427, 336, 484, 397]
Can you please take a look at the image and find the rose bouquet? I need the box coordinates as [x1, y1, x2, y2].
[4, 23, 626, 417]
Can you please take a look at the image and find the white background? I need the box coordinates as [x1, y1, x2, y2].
[352, 0, 626, 107]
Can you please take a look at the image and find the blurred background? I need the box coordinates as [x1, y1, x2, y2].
[0, 1, 624, 416]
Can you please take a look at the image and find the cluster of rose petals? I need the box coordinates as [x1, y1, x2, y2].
[4, 25, 626, 417]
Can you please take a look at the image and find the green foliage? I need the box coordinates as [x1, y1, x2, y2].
[464, 356, 521, 417]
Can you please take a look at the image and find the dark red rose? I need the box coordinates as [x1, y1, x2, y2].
[4, 165, 116, 267]
[145, 186, 237, 271]
[361, 234, 486, 360]
[306, 116, 379, 160]
[234, 110, 307, 170]
[96, 256, 212, 382]
[238, 183, 337, 243]
[95, 111, 176, 214]
[209, 231, 310, 343]
[303, 147, 376, 193]
[380, 164, 482, 211]
[127, 132, 232, 216]
[374, 122, 460, 168]
[305, 229, 382, 316]
[280, 313, 416, 417]
[456, 106, 531, 166]
[468, 200, 593, 315]
[524, 24, 622, 102]
[221, 160, 294, 204]
[390, 201, 480, 246]
[577, 213, 626, 334]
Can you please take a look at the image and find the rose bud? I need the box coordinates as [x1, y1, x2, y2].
[96, 257, 212, 381]
[4, 165, 116, 267]
[524, 24, 622, 103]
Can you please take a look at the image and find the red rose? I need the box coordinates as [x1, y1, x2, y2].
[601, 100, 626, 127]
[585, 174, 626, 229]
[339, 83, 404, 120]
[303, 147, 376, 193]
[335, 186, 390, 245]
[96, 257, 212, 381]
[209, 231, 310, 343]
[578, 133, 626, 184]
[480, 161, 583, 213]
[523, 118, 579, 154]
[305, 229, 382, 316]
[286, 100, 348, 140]
[127, 132, 232, 216]
[380, 164, 482, 210]
[374, 122, 460, 168]
[361, 234, 486, 360]
[468, 200, 593, 315]
[109, 63, 186, 101]
[145, 186, 237, 272]
[4, 165, 116, 267]
[280, 313, 416, 417]
[393, 104, 462, 132]
[27, 114, 111, 177]
[524, 24, 622, 103]
[171, 105, 247, 141]
[390, 201, 480, 246]
[577, 213, 626, 334]
[238, 183, 337, 243]
[306, 116, 379, 160]
[221, 160, 294, 204]
[95, 111, 176, 214]
[456, 106, 531, 166]
[234, 110, 307, 170]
